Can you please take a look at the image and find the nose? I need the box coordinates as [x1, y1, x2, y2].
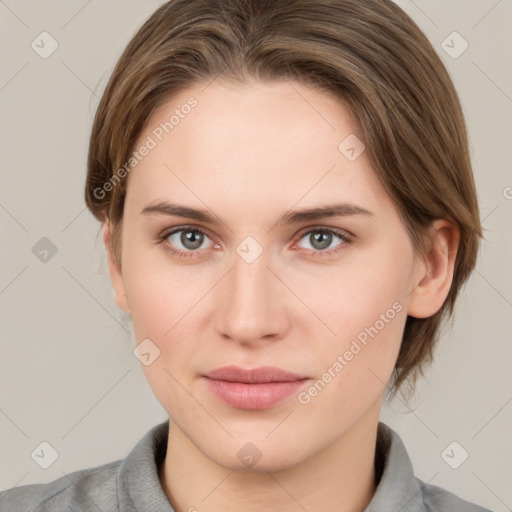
[214, 248, 289, 346]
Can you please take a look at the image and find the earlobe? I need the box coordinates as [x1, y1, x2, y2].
[407, 219, 460, 319]
[103, 222, 131, 314]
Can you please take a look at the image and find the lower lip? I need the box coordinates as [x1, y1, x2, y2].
[204, 378, 310, 410]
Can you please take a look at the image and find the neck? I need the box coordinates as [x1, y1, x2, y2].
[159, 411, 381, 512]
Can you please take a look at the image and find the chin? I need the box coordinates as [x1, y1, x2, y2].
[196, 433, 311, 474]
[212, 450, 302, 474]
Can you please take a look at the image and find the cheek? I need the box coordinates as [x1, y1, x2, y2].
[121, 253, 203, 412]
[297, 304, 407, 428]
[121, 242, 204, 339]
[293, 247, 411, 399]
[294, 248, 411, 345]
[120, 248, 211, 388]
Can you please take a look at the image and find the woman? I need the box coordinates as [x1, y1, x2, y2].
[0, 0, 495, 510]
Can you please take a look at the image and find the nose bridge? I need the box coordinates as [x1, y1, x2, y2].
[216, 244, 285, 343]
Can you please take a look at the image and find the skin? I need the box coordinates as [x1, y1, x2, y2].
[104, 79, 459, 512]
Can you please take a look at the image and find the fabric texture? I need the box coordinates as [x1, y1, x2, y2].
[0, 420, 494, 511]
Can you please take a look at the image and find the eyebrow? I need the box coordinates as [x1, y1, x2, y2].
[141, 201, 375, 227]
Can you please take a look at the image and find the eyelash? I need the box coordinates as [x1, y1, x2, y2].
[157, 225, 353, 260]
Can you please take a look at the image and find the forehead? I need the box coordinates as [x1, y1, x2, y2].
[150, 78, 360, 146]
[124, 79, 391, 219]
[137, 78, 362, 164]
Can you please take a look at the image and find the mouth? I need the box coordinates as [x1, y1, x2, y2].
[202, 365, 311, 410]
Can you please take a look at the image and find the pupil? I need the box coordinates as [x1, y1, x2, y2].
[178, 230, 332, 252]
[182, 230, 203, 250]
[312, 231, 331, 250]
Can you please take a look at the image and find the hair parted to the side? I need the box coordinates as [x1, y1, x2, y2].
[85, 0, 482, 401]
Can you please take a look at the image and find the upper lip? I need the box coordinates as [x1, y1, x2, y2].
[204, 365, 308, 384]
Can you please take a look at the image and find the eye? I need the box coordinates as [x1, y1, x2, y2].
[295, 228, 351, 257]
[159, 226, 217, 259]
[158, 225, 352, 260]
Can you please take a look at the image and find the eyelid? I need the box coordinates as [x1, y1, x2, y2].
[158, 224, 353, 258]
[159, 224, 218, 249]
[292, 226, 353, 255]
[159, 224, 354, 242]
[160, 224, 213, 240]
[295, 224, 354, 241]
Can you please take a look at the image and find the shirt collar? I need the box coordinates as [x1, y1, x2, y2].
[117, 421, 175, 512]
[365, 421, 428, 511]
[117, 420, 427, 512]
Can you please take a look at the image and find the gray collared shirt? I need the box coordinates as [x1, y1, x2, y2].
[0, 420, 494, 511]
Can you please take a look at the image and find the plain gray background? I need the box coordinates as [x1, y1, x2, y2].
[0, 1, 511, 510]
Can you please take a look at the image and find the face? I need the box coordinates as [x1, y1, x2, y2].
[107, 79, 433, 471]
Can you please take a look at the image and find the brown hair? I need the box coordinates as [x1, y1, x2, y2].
[85, 0, 482, 400]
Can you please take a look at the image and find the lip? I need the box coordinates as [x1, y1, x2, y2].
[204, 365, 307, 383]
[203, 365, 311, 410]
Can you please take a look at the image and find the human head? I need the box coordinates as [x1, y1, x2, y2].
[85, 0, 482, 401]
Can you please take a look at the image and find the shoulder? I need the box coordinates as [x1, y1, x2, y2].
[0, 420, 171, 512]
[0, 460, 121, 512]
[419, 478, 495, 512]
[371, 422, 495, 512]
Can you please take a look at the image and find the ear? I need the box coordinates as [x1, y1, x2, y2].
[103, 221, 130, 314]
[407, 219, 460, 319]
